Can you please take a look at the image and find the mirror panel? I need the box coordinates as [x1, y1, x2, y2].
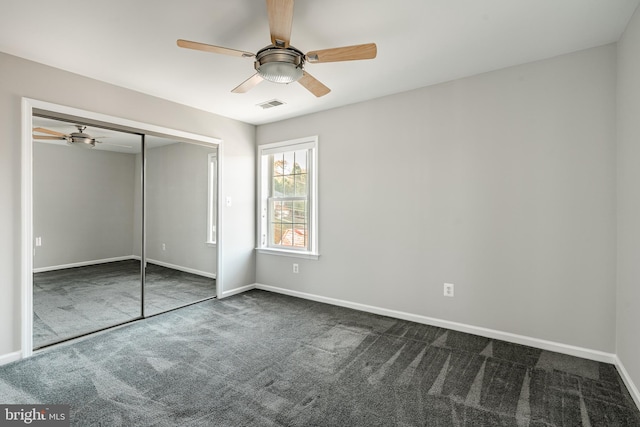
[144, 137, 217, 316]
[32, 116, 143, 348]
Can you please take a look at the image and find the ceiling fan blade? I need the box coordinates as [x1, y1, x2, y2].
[231, 73, 264, 93]
[33, 127, 68, 137]
[267, 0, 294, 48]
[306, 43, 377, 63]
[177, 39, 254, 58]
[298, 71, 330, 97]
[33, 135, 65, 140]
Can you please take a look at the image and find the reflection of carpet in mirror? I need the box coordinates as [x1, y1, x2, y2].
[33, 260, 215, 348]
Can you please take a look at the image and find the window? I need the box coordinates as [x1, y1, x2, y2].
[257, 136, 318, 259]
[207, 152, 217, 245]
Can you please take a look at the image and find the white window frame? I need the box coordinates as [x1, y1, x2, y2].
[206, 152, 217, 246]
[257, 136, 319, 259]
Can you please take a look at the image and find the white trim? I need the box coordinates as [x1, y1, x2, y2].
[260, 140, 317, 155]
[216, 141, 224, 299]
[254, 284, 617, 364]
[21, 99, 34, 359]
[615, 356, 640, 411]
[146, 258, 216, 279]
[256, 248, 320, 260]
[220, 283, 256, 299]
[21, 98, 225, 357]
[33, 256, 137, 273]
[257, 136, 319, 256]
[0, 351, 22, 366]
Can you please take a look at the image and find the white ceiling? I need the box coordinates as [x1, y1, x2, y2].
[1, 0, 638, 125]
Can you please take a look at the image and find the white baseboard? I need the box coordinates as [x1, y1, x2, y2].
[0, 351, 22, 366]
[146, 259, 216, 279]
[33, 256, 136, 273]
[254, 284, 617, 364]
[615, 356, 640, 411]
[221, 283, 256, 299]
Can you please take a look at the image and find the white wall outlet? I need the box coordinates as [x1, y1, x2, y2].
[293, 263, 299, 274]
[162, 243, 166, 251]
[444, 283, 454, 297]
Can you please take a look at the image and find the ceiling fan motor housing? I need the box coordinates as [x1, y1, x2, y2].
[68, 130, 95, 148]
[254, 45, 304, 84]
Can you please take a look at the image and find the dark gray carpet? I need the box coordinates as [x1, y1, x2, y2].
[3, 290, 639, 426]
[33, 260, 216, 348]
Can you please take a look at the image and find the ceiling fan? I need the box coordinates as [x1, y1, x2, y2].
[32, 125, 131, 149]
[177, 0, 377, 97]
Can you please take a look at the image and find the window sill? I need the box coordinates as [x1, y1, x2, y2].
[256, 248, 319, 260]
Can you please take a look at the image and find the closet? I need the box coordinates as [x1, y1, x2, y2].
[31, 114, 218, 349]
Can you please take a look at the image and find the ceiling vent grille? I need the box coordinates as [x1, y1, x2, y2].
[257, 99, 286, 110]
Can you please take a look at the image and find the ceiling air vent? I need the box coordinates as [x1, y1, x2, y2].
[257, 99, 286, 110]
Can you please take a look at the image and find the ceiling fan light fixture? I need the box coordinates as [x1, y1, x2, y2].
[258, 62, 303, 84]
[255, 46, 304, 84]
[68, 136, 95, 148]
[68, 126, 96, 148]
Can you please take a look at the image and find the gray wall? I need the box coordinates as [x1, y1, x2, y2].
[617, 6, 640, 397]
[146, 142, 217, 275]
[33, 142, 137, 269]
[0, 52, 256, 357]
[256, 45, 617, 353]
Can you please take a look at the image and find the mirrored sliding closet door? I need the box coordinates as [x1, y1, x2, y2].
[144, 137, 218, 316]
[32, 116, 143, 348]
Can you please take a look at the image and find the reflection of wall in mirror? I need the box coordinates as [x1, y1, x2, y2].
[33, 142, 137, 270]
[142, 142, 217, 277]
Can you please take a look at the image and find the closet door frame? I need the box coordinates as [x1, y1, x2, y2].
[21, 98, 223, 358]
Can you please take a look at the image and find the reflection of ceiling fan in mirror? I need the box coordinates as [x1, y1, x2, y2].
[177, 0, 377, 97]
[32, 125, 131, 149]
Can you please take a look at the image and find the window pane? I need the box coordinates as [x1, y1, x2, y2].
[272, 154, 284, 176]
[283, 175, 295, 197]
[278, 224, 294, 247]
[283, 151, 295, 175]
[271, 200, 283, 221]
[290, 225, 307, 249]
[295, 173, 307, 197]
[281, 201, 293, 223]
[272, 176, 284, 196]
[294, 150, 307, 173]
[292, 200, 307, 223]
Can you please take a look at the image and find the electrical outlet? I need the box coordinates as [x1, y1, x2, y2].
[293, 263, 299, 274]
[162, 243, 166, 251]
[444, 283, 454, 297]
